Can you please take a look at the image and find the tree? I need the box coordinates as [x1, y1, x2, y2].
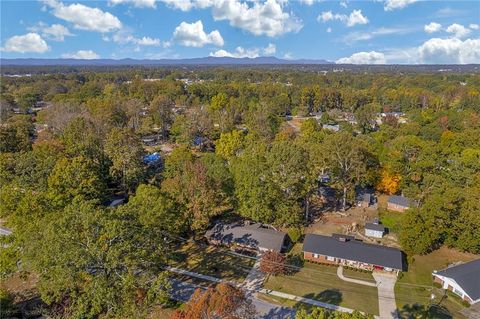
[355, 103, 378, 134]
[171, 283, 255, 319]
[375, 169, 401, 195]
[322, 133, 370, 211]
[105, 128, 145, 192]
[47, 156, 106, 206]
[232, 141, 309, 226]
[215, 130, 246, 160]
[162, 152, 233, 232]
[24, 199, 171, 318]
[259, 251, 286, 276]
[151, 95, 174, 140]
[0, 115, 34, 153]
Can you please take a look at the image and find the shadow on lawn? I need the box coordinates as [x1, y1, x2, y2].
[295, 289, 343, 307]
[397, 303, 452, 319]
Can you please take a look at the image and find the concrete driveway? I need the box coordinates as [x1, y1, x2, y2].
[373, 271, 398, 319]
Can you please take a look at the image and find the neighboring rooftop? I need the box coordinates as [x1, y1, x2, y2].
[435, 259, 480, 301]
[388, 195, 415, 207]
[365, 222, 385, 232]
[303, 233, 405, 270]
[205, 222, 287, 252]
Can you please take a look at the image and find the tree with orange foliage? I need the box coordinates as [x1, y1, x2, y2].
[171, 283, 255, 319]
[376, 169, 401, 195]
[259, 251, 286, 276]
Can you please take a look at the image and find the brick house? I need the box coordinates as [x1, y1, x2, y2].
[303, 233, 404, 274]
[387, 195, 416, 212]
[433, 259, 480, 305]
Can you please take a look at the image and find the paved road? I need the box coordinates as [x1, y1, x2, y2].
[169, 278, 295, 319]
[373, 272, 398, 319]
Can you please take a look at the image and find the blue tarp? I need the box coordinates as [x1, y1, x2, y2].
[144, 152, 161, 164]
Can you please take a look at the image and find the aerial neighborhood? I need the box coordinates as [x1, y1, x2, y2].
[1, 1, 480, 315]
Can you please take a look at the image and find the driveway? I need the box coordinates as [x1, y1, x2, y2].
[373, 271, 398, 319]
[242, 255, 266, 295]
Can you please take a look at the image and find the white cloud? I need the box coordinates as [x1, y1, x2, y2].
[109, 0, 157, 8]
[61, 50, 99, 59]
[344, 27, 412, 42]
[299, 0, 315, 5]
[318, 9, 368, 27]
[424, 22, 441, 34]
[283, 52, 292, 59]
[1, 33, 49, 53]
[263, 43, 276, 55]
[340, 1, 348, 8]
[210, 43, 276, 58]
[43, 0, 122, 33]
[418, 37, 480, 64]
[469, 24, 479, 30]
[446, 23, 470, 39]
[336, 51, 386, 64]
[157, 0, 302, 37]
[173, 20, 223, 47]
[106, 30, 162, 46]
[211, 0, 302, 37]
[326, 27, 332, 33]
[382, 0, 418, 11]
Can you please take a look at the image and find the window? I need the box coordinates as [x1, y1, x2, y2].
[326, 256, 335, 261]
[313, 253, 319, 258]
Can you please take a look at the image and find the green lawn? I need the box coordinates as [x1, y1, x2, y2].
[395, 247, 477, 319]
[263, 261, 379, 315]
[168, 241, 255, 282]
[342, 267, 375, 283]
[378, 209, 403, 233]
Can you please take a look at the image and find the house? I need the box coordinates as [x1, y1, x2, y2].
[365, 219, 385, 238]
[205, 222, 288, 253]
[322, 124, 340, 132]
[433, 259, 480, 305]
[387, 195, 416, 212]
[303, 233, 404, 274]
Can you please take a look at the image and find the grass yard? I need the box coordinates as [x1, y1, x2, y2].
[378, 208, 403, 234]
[263, 261, 379, 315]
[395, 246, 478, 319]
[168, 241, 255, 282]
[342, 267, 375, 283]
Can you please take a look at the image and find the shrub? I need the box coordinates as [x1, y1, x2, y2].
[288, 227, 303, 243]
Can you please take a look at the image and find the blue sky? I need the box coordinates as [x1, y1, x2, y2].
[1, 0, 479, 64]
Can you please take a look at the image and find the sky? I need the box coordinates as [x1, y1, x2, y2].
[0, 0, 479, 64]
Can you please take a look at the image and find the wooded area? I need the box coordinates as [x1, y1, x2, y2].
[1, 66, 479, 318]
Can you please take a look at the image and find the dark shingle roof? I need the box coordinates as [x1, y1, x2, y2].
[303, 234, 405, 270]
[435, 259, 480, 300]
[205, 222, 287, 252]
[388, 195, 411, 207]
[365, 223, 385, 232]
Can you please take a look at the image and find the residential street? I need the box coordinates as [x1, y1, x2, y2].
[169, 278, 295, 319]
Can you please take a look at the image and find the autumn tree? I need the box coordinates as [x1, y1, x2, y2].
[171, 283, 255, 319]
[376, 169, 401, 195]
[259, 251, 286, 276]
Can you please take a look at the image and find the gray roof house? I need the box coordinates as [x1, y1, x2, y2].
[433, 259, 480, 304]
[387, 195, 417, 212]
[303, 233, 405, 272]
[365, 221, 385, 238]
[205, 222, 288, 252]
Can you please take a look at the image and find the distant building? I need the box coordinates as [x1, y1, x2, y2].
[433, 259, 480, 305]
[205, 222, 289, 253]
[322, 124, 340, 132]
[387, 195, 416, 212]
[365, 220, 385, 238]
[303, 233, 404, 274]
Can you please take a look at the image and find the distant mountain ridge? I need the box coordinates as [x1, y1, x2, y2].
[0, 56, 333, 66]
